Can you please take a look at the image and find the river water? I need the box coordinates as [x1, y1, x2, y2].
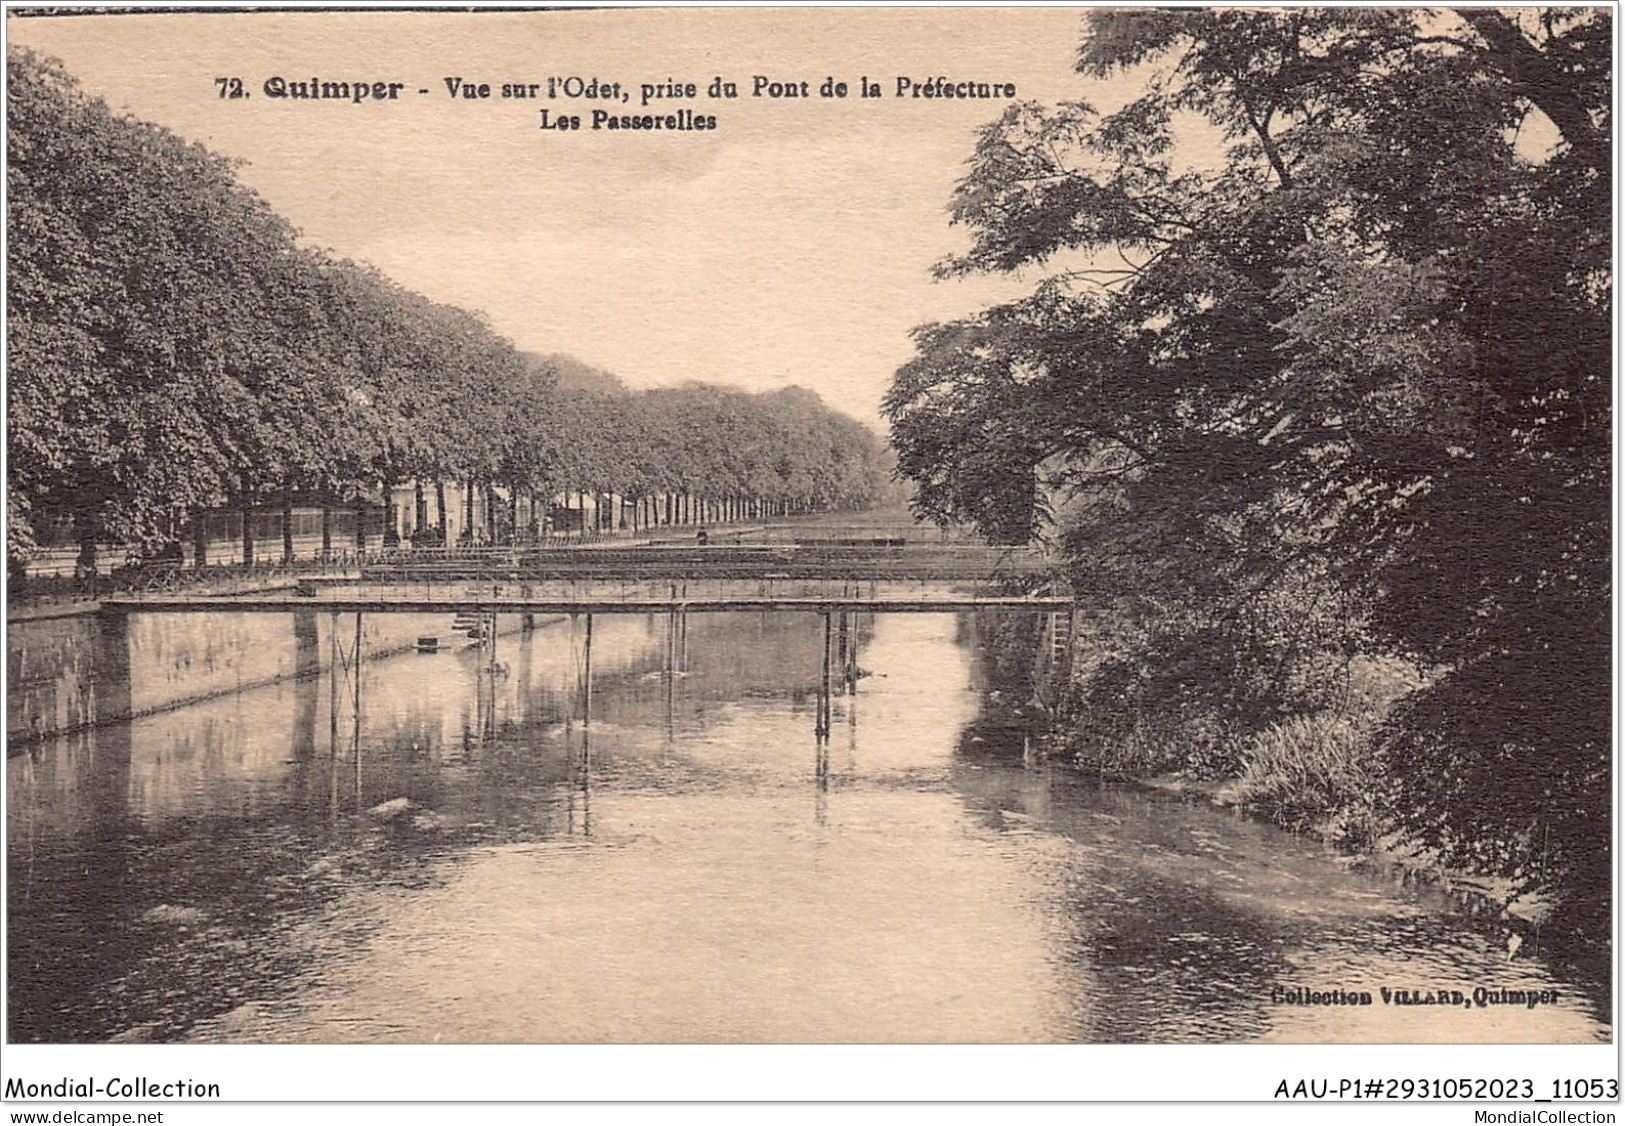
[6, 609, 1610, 1043]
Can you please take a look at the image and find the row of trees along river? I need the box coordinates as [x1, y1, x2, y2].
[885, 10, 1610, 966]
[7, 48, 893, 576]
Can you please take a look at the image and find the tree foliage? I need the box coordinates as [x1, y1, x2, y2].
[8, 48, 889, 562]
[884, 9, 1609, 933]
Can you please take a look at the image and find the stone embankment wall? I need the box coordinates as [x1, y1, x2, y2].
[8, 608, 537, 745]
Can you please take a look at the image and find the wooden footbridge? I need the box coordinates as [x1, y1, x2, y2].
[100, 595, 1074, 614]
[100, 542, 1074, 615]
[356, 541, 1058, 586]
[96, 540, 1078, 743]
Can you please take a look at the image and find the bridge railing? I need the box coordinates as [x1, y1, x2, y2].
[364, 543, 1050, 570]
[355, 563, 1058, 594]
[349, 554, 1070, 605]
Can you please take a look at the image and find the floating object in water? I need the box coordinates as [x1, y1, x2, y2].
[415, 636, 442, 653]
[108, 1024, 160, 1043]
[368, 797, 417, 821]
[1505, 932, 1525, 960]
[141, 904, 206, 926]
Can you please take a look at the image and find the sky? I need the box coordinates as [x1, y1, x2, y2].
[6, 5, 1105, 428]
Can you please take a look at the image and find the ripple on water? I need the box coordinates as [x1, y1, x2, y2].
[8, 611, 1611, 1044]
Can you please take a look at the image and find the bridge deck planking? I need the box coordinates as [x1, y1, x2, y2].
[100, 596, 1076, 615]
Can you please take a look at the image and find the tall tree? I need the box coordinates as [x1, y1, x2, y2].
[885, 9, 1610, 935]
[9, 49, 893, 571]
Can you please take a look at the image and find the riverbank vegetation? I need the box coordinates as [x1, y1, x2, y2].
[885, 10, 1609, 952]
[7, 49, 891, 574]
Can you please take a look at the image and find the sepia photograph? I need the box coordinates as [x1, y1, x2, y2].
[2, 0, 1614, 1111]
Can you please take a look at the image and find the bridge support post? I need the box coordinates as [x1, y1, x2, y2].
[328, 610, 340, 755]
[853, 611, 862, 692]
[294, 609, 321, 677]
[816, 611, 832, 741]
[582, 611, 593, 723]
[351, 611, 364, 759]
[835, 612, 849, 696]
[293, 610, 320, 760]
[664, 608, 678, 742]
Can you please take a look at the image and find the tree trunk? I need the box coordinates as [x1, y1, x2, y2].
[382, 476, 399, 547]
[414, 481, 427, 537]
[320, 505, 333, 559]
[75, 523, 98, 581]
[192, 516, 208, 569]
[241, 501, 255, 566]
[356, 501, 368, 555]
[435, 481, 449, 539]
[282, 490, 295, 564]
[464, 479, 475, 544]
[1456, 10, 1606, 161]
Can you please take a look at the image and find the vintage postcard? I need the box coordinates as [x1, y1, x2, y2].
[2, 2, 1614, 1114]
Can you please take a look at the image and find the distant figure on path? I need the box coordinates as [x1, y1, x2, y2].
[696, 527, 709, 546]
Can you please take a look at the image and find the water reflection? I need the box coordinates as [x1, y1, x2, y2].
[6, 610, 1610, 1044]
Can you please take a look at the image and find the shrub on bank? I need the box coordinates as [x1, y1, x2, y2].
[1230, 713, 1379, 849]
